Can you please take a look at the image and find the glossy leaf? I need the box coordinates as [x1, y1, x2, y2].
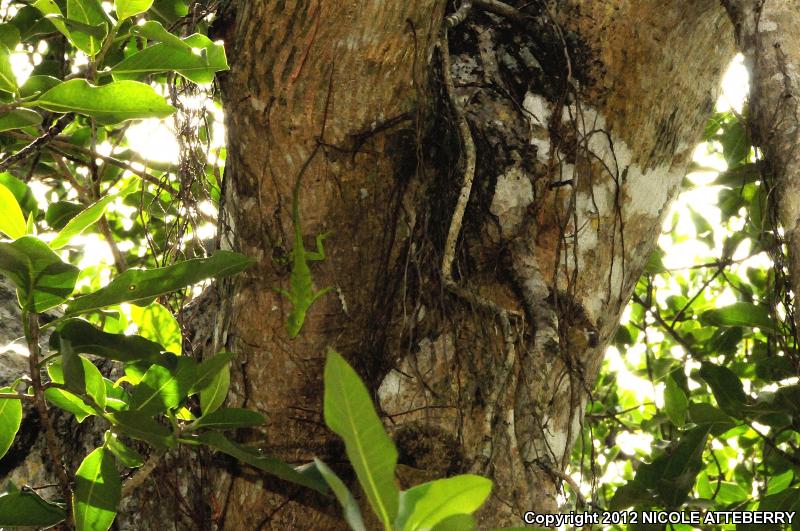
[191, 408, 265, 430]
[396, 475, 491, 531]
[116, 0, 154, 20]
[701, 302, 776, 332]
[65, 251, 254, 315]
[34, 79, 175, 124]
[50, 318, 163, 363]
[664, 374, 688, 427]
[0, 489, 66, 527]
[112, 33, 229, 84]
[19, 74, 60, 98]
[687, 403, 735, 436]
[50, 181, 139, 249]
[45, 358, 99, 420]
[0, 24, 20, 49]
[0, 44, 16, 93]
[103, 431, 144, 468]
[149, 0, 188, 23]
[61, 348, 107, 409]
[194, 432, 328, 494]
[432, 514, 476, 531]
[66, 0, 108, 56]
[128, 355, 196, 416]
[130, 302, 181, 355]
[314, 458, 367, 531]
[0, 236, 79, 312]
[44, 387, 95, 422]
[199, 363, 229, 415]
[0, 386, 22, 460]
[699, 362, 748, 417]
[0, 182, 26, 239]
[190, 351, 234, 394]
[45, 200, 83, 230]
[109, 410, 175, 449]
[131, 20, 187, 48]
[0, 173, 36, 217]
[324, 349, 399, 529]
[74, 447, 121, 531]
[0, 108, 42, 133]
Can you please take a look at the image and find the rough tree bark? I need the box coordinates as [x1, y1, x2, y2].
[723, 0, 800, 333]
[198, 1, 738, 528]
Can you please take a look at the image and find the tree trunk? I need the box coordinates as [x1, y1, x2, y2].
[207, 0, 737, 528]
[723, 0, 800, 334]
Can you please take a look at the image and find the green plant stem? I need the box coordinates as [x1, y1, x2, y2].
[23, 311, 73, 527]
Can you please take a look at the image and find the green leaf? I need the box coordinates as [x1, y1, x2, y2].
[0, 236, 79, 312]
[314, 459, 367, 531]
[74, 447, 121, 531]
[103, 431, 144, 468]
[698, 362, 748, 417]
[194, 432, 328, 494]
[66, 0, 108, 57]
[45, 201, 82, 230]
[61, 349, 107, 409]
[687, 403, 735, 436]
[0, 489, 66, 527]
[31, 0, 72, 46]
[767, 469, 794, 495]
[324, 349, 399, 529]
[128, 354, 196, 416]
[131, 20, 188, 49]
[45, 358, 98, 421]
[0, 24, 20, 49]
[130, 302, 181, 355]
[112, 33, 229, 84]
[19, 74, 60, 98]
[701, 302, 776, 332]
[65, 251, 254, 315]
[0, 108, 42, 133]
[44, 386, 95, 422]
[0, 44, 17, 93]
[644, 427, 710, 508]
[189, 351, 234, 394]
[0, 386, 22, 460]
[50, 318, 163, 363]
[719, 117, 749, 165]
[33, 79, 175, 124]
[199, 363, 229, 415]
[664, 373, 688, 427]
[0, 182, 26, 239]
[396, 475, 491, 531]
[0, 173, 37, 217]
[109, 410, 175, 449]
[149, 0, 188, 24]
[115, 0, 154, 20]
[432, 514, 476, 531]
[191, 408, 265, 430]
[50, 181, 139, 249]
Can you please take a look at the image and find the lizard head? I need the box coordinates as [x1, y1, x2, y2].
[286, 309, 306, 338]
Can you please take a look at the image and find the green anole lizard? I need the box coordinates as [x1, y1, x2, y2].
[276, 165, 332, 338]
[276, 64, 335, 338]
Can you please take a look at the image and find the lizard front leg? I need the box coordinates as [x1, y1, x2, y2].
[305, 232, 329, 261]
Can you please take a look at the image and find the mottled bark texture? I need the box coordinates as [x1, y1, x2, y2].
[723, 0, 800, 334]
[204, 0, 735, 528]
